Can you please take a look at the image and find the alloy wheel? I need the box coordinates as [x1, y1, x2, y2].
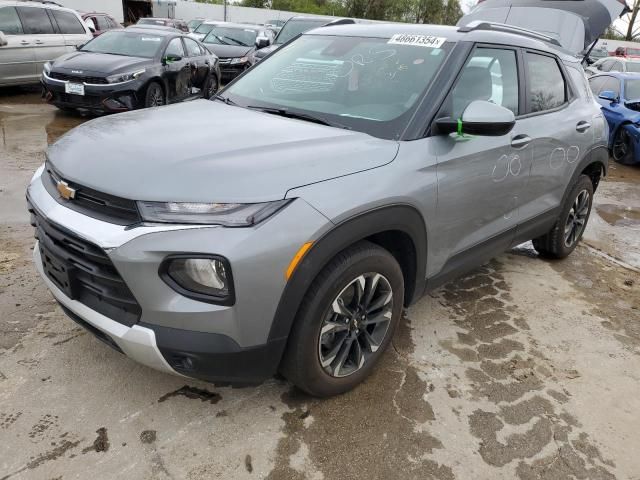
[148, 86, 164, 107]
[564, 189, 590, 248]
[318, 273, 393, 378]
[613, 128, 631, 162]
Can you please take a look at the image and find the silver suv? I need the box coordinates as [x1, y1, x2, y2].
[26, 14, 617, 396]
[0, 0, 91, 86]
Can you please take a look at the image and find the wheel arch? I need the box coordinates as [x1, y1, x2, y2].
[267, 204, 427, 345]
[145, 77, 167, 104]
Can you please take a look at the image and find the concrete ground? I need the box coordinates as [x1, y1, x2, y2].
[1, 88, 639, 480]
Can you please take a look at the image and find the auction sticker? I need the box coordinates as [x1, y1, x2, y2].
[388, 34, 446, 48]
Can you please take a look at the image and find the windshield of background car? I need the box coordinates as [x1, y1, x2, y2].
[628, 48, 640, 56]
[195, 22, 216, 34]
[224, 34, 452, 139]
[625, 79, 640, 99]
[203, 27, 257, 47]
[188, 19, 202, 29]
[275, 19, 327, 44]
[81, 31, 163, 58]
[626, 62, 640, 73]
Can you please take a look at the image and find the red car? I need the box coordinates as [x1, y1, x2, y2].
[615, 46, 640, 58]
[82, 12, 123, 37]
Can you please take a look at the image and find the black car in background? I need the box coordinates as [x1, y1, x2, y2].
[41, 27, 220, 114]
[251, 16, 355, 65]
[202, 23, 272, 82]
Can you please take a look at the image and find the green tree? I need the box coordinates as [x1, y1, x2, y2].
[442, 0, 463, 25]
[240, 0, 270, 7]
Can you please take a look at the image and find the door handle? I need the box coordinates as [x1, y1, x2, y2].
[511, 134, 532, 149]
[35, 40, 44, 45]
[20, 40, 30, 45]
[576, 121, 591, 133]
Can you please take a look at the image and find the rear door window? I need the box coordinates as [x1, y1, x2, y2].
[600, 76, 620, 97]
[525, 52, 566, 113]
[51, 10, 85, 34]
[16, 6, 55, 34]
[0, 6, 24, 34]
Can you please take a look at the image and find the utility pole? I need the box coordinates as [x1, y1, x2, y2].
[224, 0, 228, 21]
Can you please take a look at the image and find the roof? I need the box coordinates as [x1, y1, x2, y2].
[124, 26, 182, 36]
[306, 23, 576, 60]
[0, 0, 74, 11]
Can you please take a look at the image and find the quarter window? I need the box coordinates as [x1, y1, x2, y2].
[51, 10, 85, 35]
[525, 52, 566, 113]
[16, 6, 54, 34]
[0, 7, 23, 34]
[567, 66, 590, 99]
[450, 47, 519, 118]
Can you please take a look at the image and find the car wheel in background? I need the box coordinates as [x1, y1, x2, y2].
[612, 126, 635, 165]
[144, 82, 165, 108]
[202, 74, 219, 99]
[533, 174, 594, 259]
[280, 241, 404, 397]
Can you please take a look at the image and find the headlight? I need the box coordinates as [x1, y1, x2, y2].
[161, 256, 234, 304]
[137, 199, 290, 226]
[230, 56, 249, 65]
[106, 69, 146, 84]
[43, 62, 52, 74]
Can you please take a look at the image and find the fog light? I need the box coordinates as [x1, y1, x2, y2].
[161, 256, 234, 305]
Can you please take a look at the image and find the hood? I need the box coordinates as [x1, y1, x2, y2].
[51, 51, 152, 76]
[458, 0, 629, 55]
[47, 101, 398, 203]
[206, 44, 254, 59]
[255, 44, 280, 58]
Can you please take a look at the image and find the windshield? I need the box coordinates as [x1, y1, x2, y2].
[626, 79, 640, 99]
[627, 62, 640, 73]
[224, 34, 451, 139]
[275, 19, 327, 45]
[628, 48, 640, 56]
[195, 23, 216, 34]
[81, 31, 163, 58]
[203, 27, 257, 47]
[188, 19, 202, 29]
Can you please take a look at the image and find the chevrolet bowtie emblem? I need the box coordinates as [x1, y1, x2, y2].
[57, 180, 76, 200]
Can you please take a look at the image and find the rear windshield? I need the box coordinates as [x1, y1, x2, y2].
[203, 26, 258, 47]
[81, 31, 163, 58]
[625, 79, 640, 99]
[275, 19, 327, 45]
[138, 18, 167, 26]
[224, 34, 451, 139]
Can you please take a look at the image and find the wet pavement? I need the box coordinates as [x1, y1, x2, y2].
[1, 91, 639, 480]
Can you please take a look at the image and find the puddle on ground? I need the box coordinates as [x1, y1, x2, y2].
[606, 160, 640, 183]
[596, 204, 640, 227]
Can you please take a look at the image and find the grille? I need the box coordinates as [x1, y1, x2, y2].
[44, 161, 141, 226]
[29, 202, 141, 327]
[55, 93, 104, 107]
[49, 72, 109, 85]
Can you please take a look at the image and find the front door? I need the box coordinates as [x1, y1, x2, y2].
[0, 6, 36, 85]
[430, 46, 530, 272]
[183, 37, 208, 93]
[163, 37, 191, 102]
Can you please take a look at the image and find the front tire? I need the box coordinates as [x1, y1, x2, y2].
[143, 81, 164, 108]
[202, 74, 219, 99]
[532, 174, 594, 259]
[612, 126, 636, 165]
[280, 241, 404, 397]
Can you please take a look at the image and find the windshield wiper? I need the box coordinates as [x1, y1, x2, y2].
[213, 94, 237, 106]
[246, 106, 351, 130]
[222, 36, 249, 47]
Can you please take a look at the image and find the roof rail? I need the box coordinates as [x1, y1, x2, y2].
[458, 21, 562, 47]
[17, 0, 63, 5]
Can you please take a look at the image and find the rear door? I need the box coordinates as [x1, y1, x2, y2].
[0, 5, 36, 85]
[516, 52, 597, 223]
[15, 6, 64, 72]
[49, 9, 90, 51]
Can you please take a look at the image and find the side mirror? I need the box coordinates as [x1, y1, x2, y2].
[163, 54, 182, 65]
[435, 100, 516, 137]
[255, 36, 269, 49]
[0, 31, 8, 47]
[598, 90, 618, 103]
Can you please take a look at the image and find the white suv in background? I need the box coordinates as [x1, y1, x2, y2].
[0, 0, 91, 86]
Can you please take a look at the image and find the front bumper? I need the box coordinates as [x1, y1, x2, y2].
[27, 165, 331, 383]
[41, 73, 144, 113]
[219, 62, 249, 82]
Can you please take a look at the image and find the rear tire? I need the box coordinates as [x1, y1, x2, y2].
[532, 174, 594, 259]
[280, 241, 404, 397]
[143, 81, 164, 108]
